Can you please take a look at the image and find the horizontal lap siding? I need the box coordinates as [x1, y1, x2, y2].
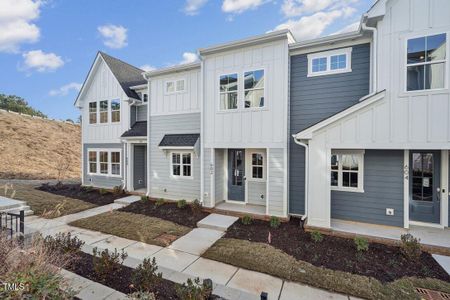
[136, 105, 147, 121]
[248, 181, 266, 206]
[215, 149, 225, 202]
[204, 148, 212, 207]
[331, 150, 404, 227]
[268, 148, 285, 217]
[83, 143, 124, 189]
[149, 113, 200, 201]
[289, 43, 370, 215]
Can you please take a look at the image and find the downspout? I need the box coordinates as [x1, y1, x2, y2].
[142, 72, 151, 197]
[292, 135, 309, 221]
[360, 15, 378, 101]
[199, 54, 205, 206]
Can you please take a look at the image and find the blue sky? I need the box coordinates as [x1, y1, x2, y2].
[0, 0, 373, 120]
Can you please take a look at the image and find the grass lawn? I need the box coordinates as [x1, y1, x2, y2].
[9, 183, 96, 218]
[203, 238, 450, 300]
[69, 211, 192, 246]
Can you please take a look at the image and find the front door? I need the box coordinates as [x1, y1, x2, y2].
[133, 145, 147, 190]
[409, 151, 441, 224]
[228, 149, 245, 202]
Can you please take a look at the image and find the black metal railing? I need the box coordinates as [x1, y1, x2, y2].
[0, 210, 24, 241]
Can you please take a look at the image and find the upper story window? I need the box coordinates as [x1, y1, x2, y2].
[407, 33, 447, 91]
[165, 79, 186, 94]
[308, 47, 352, 77]
[220, 73, 238, 110]
[330, 151, 364, 193]
[99, 100, 108, 123]
[89, 102, 97, 124]
[111, 99, 120, 123]
[244, 70, 264, 108]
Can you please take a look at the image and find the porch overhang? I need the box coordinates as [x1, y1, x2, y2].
[158, 133, 200, 157]
[121, 121, 147, 139]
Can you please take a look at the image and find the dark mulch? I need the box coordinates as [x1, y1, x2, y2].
[37, 183, 126, 206]
[119, 199, 209, 228]
[224, 218, 450, 283]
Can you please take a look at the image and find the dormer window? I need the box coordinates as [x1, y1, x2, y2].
[407, 33, 446, 91]
[307, 48, 352, 77]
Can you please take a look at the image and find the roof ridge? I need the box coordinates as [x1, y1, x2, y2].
[99, 51, 144, 72]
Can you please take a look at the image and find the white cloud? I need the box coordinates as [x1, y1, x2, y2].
[281, 0, 333, 17]
[331, 21, 360, 35]
[49, 82, 82, 96]
[274, 10, 344, 41]
[222, 0, 266, 14]
[0, 0, 42, 53]
[98, 24, 128, 49]
[180, 52, 198, 64]
[140, 64, 156, 72]
[22, 50, 64, 72]
[184, 0, 208, 15]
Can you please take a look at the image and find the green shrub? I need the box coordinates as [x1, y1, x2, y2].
[400, 233, 421, 260]
[92, 247, 128, 282]
[176, 277, 212, 300]
[132, 257, 162, 292]
[141, 195, 148, 202]
[241, 215, 253, 225]
[177, 199, 187, 209]
[155, 198, 165, 206]
[269, 216, 281, 228]
[354, 236, 369, 252]
[99, 188, 108, 195]
[310, 230, 323, 243]
[44, 232, 85, 254]
[127, 291, 156, 300]
[113, 185, 125, 195]
[191, 199, 202, 214]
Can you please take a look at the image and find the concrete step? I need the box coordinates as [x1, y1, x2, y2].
[114, 195, 141, 205]
[0, 196, 26, 210]
[2, 206, 34, 216]
[197, 213, 238, 232]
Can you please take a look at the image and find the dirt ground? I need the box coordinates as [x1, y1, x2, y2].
[0, 110, 81, 180]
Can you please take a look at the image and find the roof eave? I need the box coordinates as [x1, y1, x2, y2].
[143, 62, 201, 78]
[289, 28, 364, 52]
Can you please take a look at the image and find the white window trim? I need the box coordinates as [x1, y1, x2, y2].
[404, 31, 449, 93]
[99, 100, 109, 124]
[248, 151, 266, 182]
[330, 150, 364, 193]
[169, 151, 193, 179]
[88, 102, 98, 124]
[87, 148, 122, 177]
[243, 68, 266, 110]
[164, 78, 186, 95]
[307, 47, 352, 77]
[110, 99, 121, 123]
[218, 72, 239, 111]
[88, 99, 122, 126]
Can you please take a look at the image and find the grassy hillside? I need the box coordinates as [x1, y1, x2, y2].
[0, 110, 81, 180]
[0, 94, 47, 118]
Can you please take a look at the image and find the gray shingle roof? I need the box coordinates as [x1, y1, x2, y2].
[121, 121, 147, 137]
[158, 134, 200, 147]
[100, 52, 147, 100]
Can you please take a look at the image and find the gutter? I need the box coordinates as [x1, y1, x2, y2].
[292, 135, 309, 221]
[360, 14, 378, 101]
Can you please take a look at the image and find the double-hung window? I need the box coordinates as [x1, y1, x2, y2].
[111, 151, 121, 175]
[330, 151, 364, 192]
[87, 149, 121, 176]
[244, 70, 264, 108]
[89, 102, 97, 124]
[111, 99, 120, 123]
[171, 152, 192, 178]
[165, 79, 186, 94]
[251, 153, 264, 179]
[99, 100, 108, 123]
[99, 151, 108, 174]
[220, 73, 238, 110]
[407, 33, 447, 91]
[308, 48, 352, 77]
[88, 151, 97, 173]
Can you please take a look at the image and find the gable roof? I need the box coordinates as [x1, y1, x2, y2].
[158, 134, 200, 148]
[74, 52, 146, 107]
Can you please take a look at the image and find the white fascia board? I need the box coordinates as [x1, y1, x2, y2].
[129, 84, 147, 90]
[158, 146, 195, 150]
[366, 0, 386, 19]
[74, 53, 102, 107]
[295, 90, 386, 140]
[144, 62, 201, 78]
[289, 30, 364, 52]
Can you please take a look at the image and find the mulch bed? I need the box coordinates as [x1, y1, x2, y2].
[119, 199, 209, 228]
[37, 183, 126, 206]
[224, 218, 450, 283]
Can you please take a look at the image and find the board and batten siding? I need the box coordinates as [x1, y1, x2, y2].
[289, 43, 371, 214]
[331, 150, 404, 227]
[81, 58, 131, 144]
[149, 113, 201, 201]
[268, 148, 286, 217]
[149, 68, 201, 116]
[83, 143, 124, 189]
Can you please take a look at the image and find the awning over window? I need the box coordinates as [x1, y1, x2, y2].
[121, 121, 147, 138]
[158, 133, 200, 149]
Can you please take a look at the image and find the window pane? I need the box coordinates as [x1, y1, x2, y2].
[143, 94, 148, 102]
[425, 63, 445, 90]
[183, 165, 191, 177]
[412, 176, 423, 201]
[100, 112, 108, 123]
[166, 81, 174, 93]
[89, 113, 97, 124]
[112, 111, 120, 122]
[244, 70, 264, 90]
[100, 100, 108, 111]
[342, 172, 350, 187]
[312, 57, 327, 72]
[220, 74, 238, 92]
[220, 92, 238, 110]
[252, 154, 263, 166]
[100, 151, 108, 163]
[331, 171, 338, 186]
[408, 37, 426, 64]
[111, 152, 120, 163]
[426, 33, 446, 62]
[89, 102, 97, 112]
[182, 153, 191, 165]
[331, 154, 338, 170]
[111, 100, 120, 111]
[330, 54, 346, 70]
[111, 164, 120, 175]
[89, 162, 97, 173]
[176, 80, 185, 91]
[173, 165, 180, 176]
[244, 89, 264, 108]
[100, 163, 108, 174]
[407, 65, 425, 91]
[172, 153, 180, 164]
[350, 172, 358, 188]
[341, 155, 358, 171]
[89, 151, 97, 162]
[252, 166, 263, 179]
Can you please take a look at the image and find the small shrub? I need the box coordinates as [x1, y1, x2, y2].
[176, 277, 212, 300]
[99, 188, 108, 195]
[128, 291, 156, 300]
[141, 195, 148, 202]
[92, 247, 128, 282]
[400, 233, 421, 260]
[310, 230, 324, 243]
[354, 236, 369, 252]
[113, 185, 125, 195]
[241, 215, 253, 225]
[84, 185, 94, 192]
[177, 199, 187, 209]
[191, 199, 202, 214]
[132, 257, 162, 292]
[269, 216, 281, 228]
[155, 198, 165, 206]
[44, 232, 85, 254]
